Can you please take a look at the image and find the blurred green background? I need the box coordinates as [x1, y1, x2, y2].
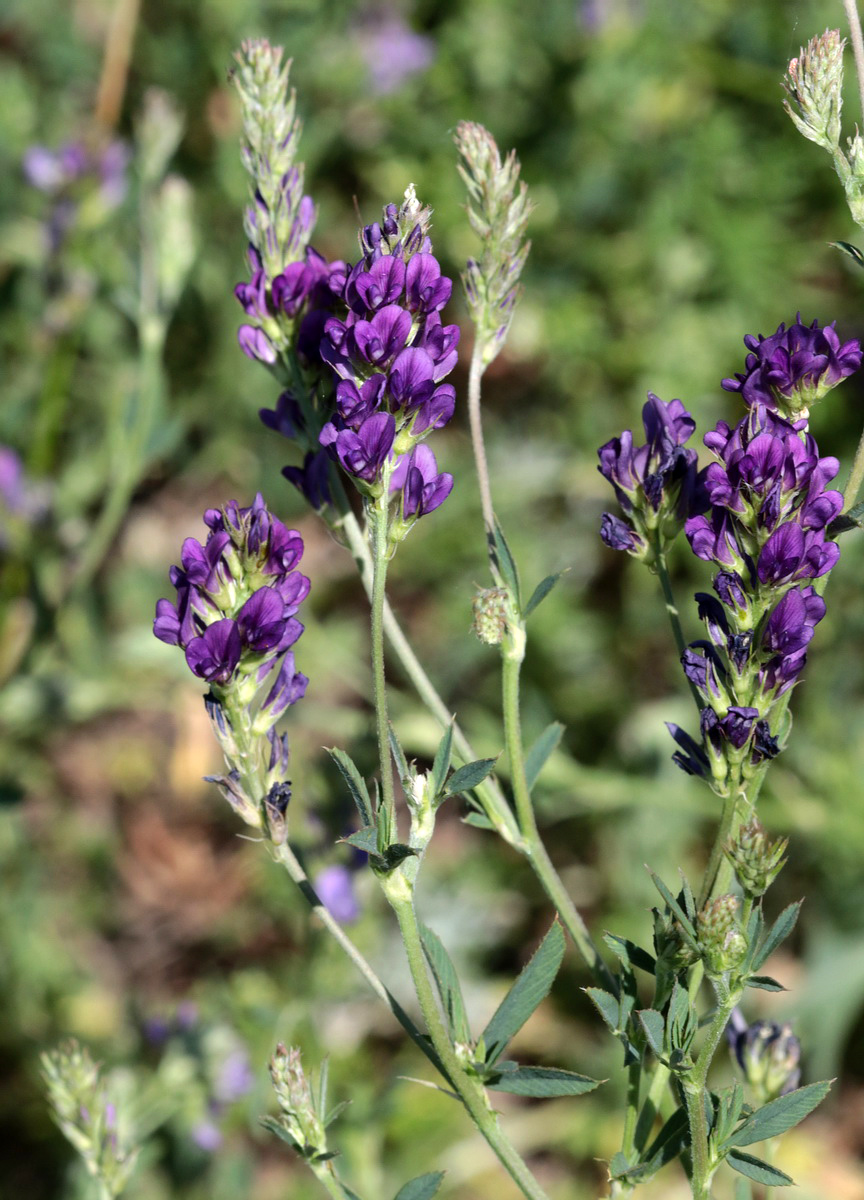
[3, 0, 864, 1196]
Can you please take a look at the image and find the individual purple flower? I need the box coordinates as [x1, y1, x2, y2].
[722, 315, 861, 417]
[282, 451, 332, 510]
[238, 324, 278, 364]
[319, 411, 396, 487]
[390, 444, 453, 521]
[314, 864, 360, 923]
[701, 706, 759, 752]
[191, 1119, 223, 1153]
[666, 722, 710, 778]
[185, 620, 243, 683]
[756, 522, 839, 586]
[214, 1050, 254, 1104]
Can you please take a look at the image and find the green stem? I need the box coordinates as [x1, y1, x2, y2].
[655, 547, 701, 714]
[684, 988, 741, 1200]
[339, 507, 522, 845]
[385, 881, 551, 1200]
[309, 1161, 353, 1200]
[842, 418, 864, 513]
[621, 1059, 641, 1161]
[467, 335, 498, 553]
[698, 767, 768, 908]
[501, 644, 616, 990]
[272, 840, 437, 1070]
[369, 500, 396, 837]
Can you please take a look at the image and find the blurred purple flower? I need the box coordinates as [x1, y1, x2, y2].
[315, 864, 360, 923]
[355, 11, 435, 95]
[214, 1050, 254, 1104]
[191, 1119, 223, 1153]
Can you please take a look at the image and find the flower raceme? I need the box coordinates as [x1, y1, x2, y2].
[598, 316, 861, 788]
[153, 494, 309, 714]
[597, 392, 704, 564]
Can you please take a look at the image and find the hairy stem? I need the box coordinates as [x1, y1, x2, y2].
[684, 987, 741, 1200]
[385, 880, 551, 1200]
[842, 418, 864, 512]
[309, 1160, 355, 1200]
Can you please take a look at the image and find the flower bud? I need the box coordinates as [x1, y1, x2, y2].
[784, 30, 845, 152]
[724, 818, 788, 898]
[696, 894, 747, 976]
[472, 586, 509, 645]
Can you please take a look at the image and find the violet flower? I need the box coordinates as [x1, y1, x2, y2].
[722, 315, 861, 417]
[598, 392, 703, 564]
[727, 1009, 801, 1104]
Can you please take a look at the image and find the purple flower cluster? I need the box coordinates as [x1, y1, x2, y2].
[680, 403, 841, 751]
[23, 138, 128, 252]
[236, 243, 346, 367]
[154, 494, 309, 715]
[598, 393, 703, 562]
[722, 315, 861, 418]
[317, 200, 455, 513]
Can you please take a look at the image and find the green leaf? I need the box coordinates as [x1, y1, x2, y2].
[481, 921, 565, 1063]
[523, 572, 564, 617]
[446, 757, 497, 797]
[327, 748, 373, 826]
[340, 825, 379, 856]
[259, 1116, 301, 1151]
[388, 726, 412, 788]
[462, 812, 494, 830]
[524, 722, 565, 791]
[490, 520, 521, 606]
[392, 1172, 445, 1200]
[752, 901, 802, 972]
[604, 933, 656, 975]
[648, 872, 699, 950]
[745, 975, 786, 992]
[430, 723, 454, 800]
[638, 1009, 666, 1057]
[642, 1106, 689, 1172]
[829, 239, 864, 268]
[584, 987, 620, 1033]
[487, 1065, 601, 1097]
[726, 1081, 832, 1148]
[726, 1150, 793, 1187]
[419, 923, 471, 1046]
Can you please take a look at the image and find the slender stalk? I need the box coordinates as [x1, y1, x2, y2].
[386, 882, 551, 1200]
[467, 337, 497, 546]
[654, 547, 701, 714]
[684, 988, 741, 1200]
[369, 502, 396, 834]
[843, 0, 864, 124]
[620, 1059, 641, 1161]
[94, 0, 141, 130]
[698, 767, 768, 908]
[308, 1162, 353, 1200]
[501, 649, 615, 990]
[272, 841, 436, 1067]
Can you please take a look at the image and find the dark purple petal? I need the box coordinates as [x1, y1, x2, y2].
[238, 325, 277, 364]
[236, 586, 287, 652]
[185, 619, 242, 683]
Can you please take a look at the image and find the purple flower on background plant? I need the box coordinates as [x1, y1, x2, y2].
[598, 392, 703, 564]
[727, 1009, 801, 1102]
[154, 495, 309, 694]
[354, 10, 435, 95]
[214, 1050, 254, 1104]
[314, 864, 360, 923]
[191, 1120, 223, 1153]
[722, 315, 861, 416]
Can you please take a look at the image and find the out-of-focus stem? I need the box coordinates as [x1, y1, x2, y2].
[843, 0, 864, 123]
[369, 501, 396, 835]
[94, 0, 141, 130]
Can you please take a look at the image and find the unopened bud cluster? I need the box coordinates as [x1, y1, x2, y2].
[696, 894, 746, 977]
[725, 818, 788, 897]
[266, 1044, 329, 1160]
[454, 121, 533, 366]
[41, 1040, 138, 1198]
[472, 586, 510, 645]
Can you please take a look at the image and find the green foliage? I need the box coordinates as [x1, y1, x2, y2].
[480, 920, 565, 1064]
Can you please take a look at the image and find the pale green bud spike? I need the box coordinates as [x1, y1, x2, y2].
[42, 1040, 138, 1198]
[784, 29, 846, 153]
[454, 121, 534, 367]
[267, 1044, 329, 1159]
